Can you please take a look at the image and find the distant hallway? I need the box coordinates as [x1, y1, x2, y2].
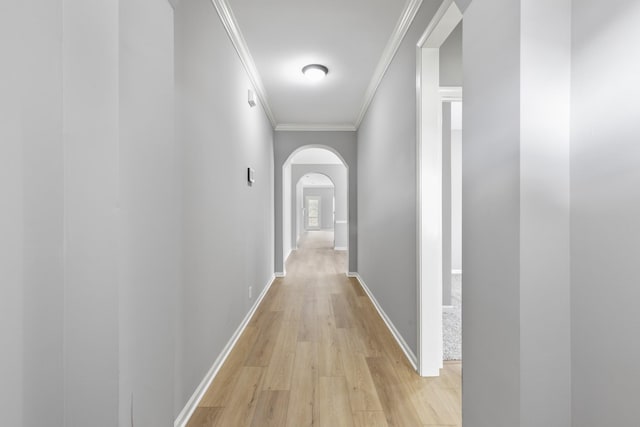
[187, 231, 461, 426]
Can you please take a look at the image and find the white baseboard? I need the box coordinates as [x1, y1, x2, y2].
[346, 272, 358, 278]
[275, 272, 286, 278]
[174, 274, 276, 427]
[350, 273, 418, 371]
[334, 246, 348, 251]
[452, 269, 462, 275]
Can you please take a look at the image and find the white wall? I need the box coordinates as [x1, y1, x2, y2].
[571, 0, 640, 425]
[175, 0, 275, 413]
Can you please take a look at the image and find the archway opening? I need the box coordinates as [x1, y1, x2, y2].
[282, 146, 348, 274]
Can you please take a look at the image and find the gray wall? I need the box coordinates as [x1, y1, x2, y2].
[0, 0, 276, 424]
[275, 131, 357, 273]
[175, 0, 275, 414]
[20, 1, 65, 425]
[357, 0, 441, 356]
[462, 1, 522, 424]
[0, 1, 179, 425]
[0, 2, 25, 424]
[571, 0, 640, 425]
[303, 187, 335, 230]
[463, 0, 572, 426]
[451, 129, 462, 271]
[291, 164, 347, 250]
[439, 22, 463, 87]
[442, 103, 452, 305]
[118, 0, 178, 424]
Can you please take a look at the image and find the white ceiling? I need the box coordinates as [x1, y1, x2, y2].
[299, 173, 334, 187]
[226, 0, 414, 129]
[290, 148, 343, 165]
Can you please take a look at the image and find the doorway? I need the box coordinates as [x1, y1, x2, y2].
[281, 146, 349, 274]
[417, 0, 463, 377]
[305, 196, 322, 230]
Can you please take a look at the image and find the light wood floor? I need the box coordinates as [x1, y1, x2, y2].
[187, 231, 461, 427]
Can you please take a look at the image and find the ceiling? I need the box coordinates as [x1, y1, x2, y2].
[299, 173, 335, 187]
[290, 148, 343, 165]
[224, 0, 418, 130]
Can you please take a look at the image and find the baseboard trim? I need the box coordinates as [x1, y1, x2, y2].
[334, 246, 348, 251]
[452, 269, 462, 275]
[346, 272, 358, 278]
[349, 273, 418, 371]
[275, 272, 286, 278]
[174, 274, 276, 427]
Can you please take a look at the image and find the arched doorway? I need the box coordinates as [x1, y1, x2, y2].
[280, 146, 348, 275]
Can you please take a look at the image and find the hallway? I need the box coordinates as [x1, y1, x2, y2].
[187, 231, 461, 426]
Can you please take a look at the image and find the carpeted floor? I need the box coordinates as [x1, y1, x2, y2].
[443, 273, 462, 361]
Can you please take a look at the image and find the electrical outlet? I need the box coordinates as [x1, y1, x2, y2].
[249, 286, 252, 299]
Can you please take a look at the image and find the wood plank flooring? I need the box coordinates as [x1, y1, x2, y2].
[188, 231, 461, 427]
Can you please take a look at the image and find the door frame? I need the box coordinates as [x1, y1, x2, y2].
[416, 0, 462, 377]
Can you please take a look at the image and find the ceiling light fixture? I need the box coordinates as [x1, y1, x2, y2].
[302, 64, 329, 82]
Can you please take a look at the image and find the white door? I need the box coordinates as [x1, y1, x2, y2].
[305, 196, 321, 230]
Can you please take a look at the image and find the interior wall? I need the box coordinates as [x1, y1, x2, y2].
[571, 0, 640, 425]
[442, 102, 452, 305]
[291, 165, 347, 249]
[118, 0, 178, 424]
[463, 0, 572, 426]
[175, 0, 275, 413]
[283, 163, 292, 261]
[451, 129, 462, 271]
[303, 187, 335, 230]
[439, 22, 463, 87]
[357, 0, 441, 355]
[296, 180, 304, 245]
[0, 2, 25, 424]
[62, 0, 120, 424]
[21, 1, 65, 425]
[274, 131, 357, 273]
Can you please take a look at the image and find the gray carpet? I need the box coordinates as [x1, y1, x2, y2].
[443, 273, 462, 361]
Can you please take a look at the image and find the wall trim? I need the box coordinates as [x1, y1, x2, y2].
[174, 274, 276, 427]
[275, 272, 286, 278]
[439, 86, 463, 102]
[350, 273, 418, 371]
[334, 246, 348, 251]
[354, 0, 424, 127]
[275, 123, 357, 132]
[452, 269, 462, 275]
[209, 0, 277, 127]
[335, 220, 348, 224]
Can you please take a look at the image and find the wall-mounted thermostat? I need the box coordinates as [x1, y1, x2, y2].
[248, 89, 257, 107]
[247, 167, 255, 185]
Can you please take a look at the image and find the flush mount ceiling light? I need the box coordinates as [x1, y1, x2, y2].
[302, 64, 329, 82]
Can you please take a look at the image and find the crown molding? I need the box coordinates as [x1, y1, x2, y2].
[209, 0, 277, 128]
[275, 123, 357, 132]
[354, 0, 424, 128]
